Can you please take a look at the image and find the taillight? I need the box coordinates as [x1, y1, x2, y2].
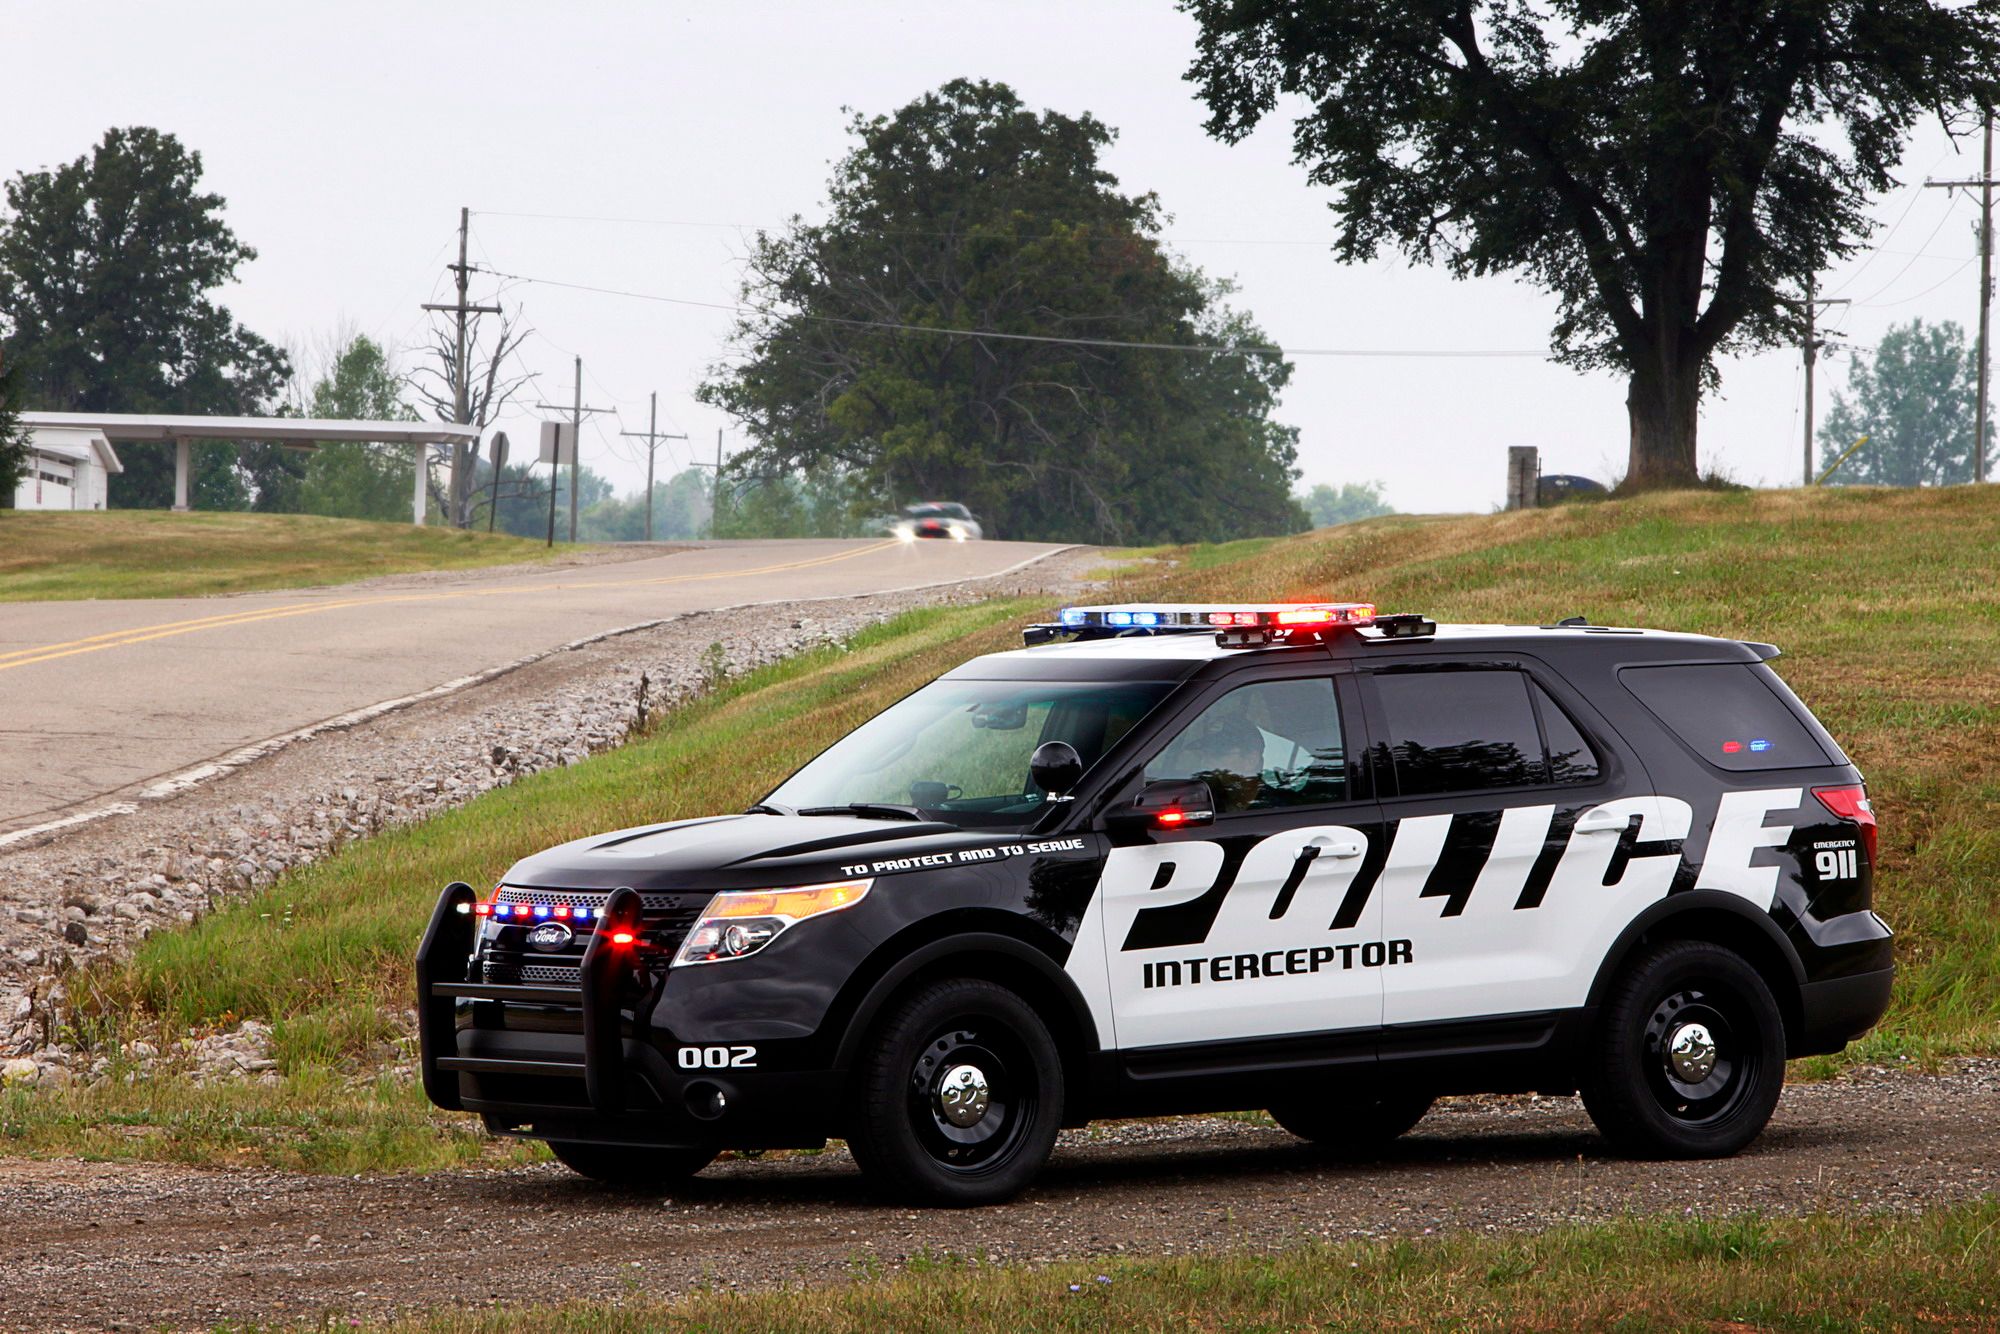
[1813, 785, 1877, 866]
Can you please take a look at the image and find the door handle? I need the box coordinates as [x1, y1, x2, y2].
[1321, 841, 1364, 859]
[1574, 808, 1632, 835]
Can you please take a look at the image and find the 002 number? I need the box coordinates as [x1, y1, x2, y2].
[677, 1045, 757, 1069]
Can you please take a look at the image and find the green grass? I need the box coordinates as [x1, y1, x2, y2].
[242, 1200, 2000, 1332]
[0, 510, 565, 600]
[19, 484, 2000, 1169]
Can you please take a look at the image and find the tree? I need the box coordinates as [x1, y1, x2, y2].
[0, 127, 290, 507]
[701, 79, 1309, 544]
[1299, 480, 1394, 527]
[410, 309, 533, 528]
[1182, 2, 2000, 489]
[1818, 319, 1989, 487]
[295, 334, 421, 521]
[0, 346, 28, 507]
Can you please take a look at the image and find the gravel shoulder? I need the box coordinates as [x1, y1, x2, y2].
[1, 1061, 1994, 1332]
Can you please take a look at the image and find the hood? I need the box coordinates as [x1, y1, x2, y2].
[502, 813, 1020, 892]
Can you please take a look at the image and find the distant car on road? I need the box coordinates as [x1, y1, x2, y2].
[891, 502, 983, 542]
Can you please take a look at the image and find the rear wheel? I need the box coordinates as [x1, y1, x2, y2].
[846, 978, 1063, 1206]
[1268, 1089, 1433, 1153]
[1580, 940, 1785, 1158]
[546, 1139, 716, 1186]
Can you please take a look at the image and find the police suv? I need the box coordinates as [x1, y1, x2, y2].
[418, 602, 1892, 1205]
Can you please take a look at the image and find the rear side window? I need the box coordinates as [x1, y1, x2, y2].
[1621, 663, 1836, 771]
[1373, 669, 1598, 796]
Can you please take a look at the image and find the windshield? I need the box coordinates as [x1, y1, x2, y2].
[767, 677, 1174, 828]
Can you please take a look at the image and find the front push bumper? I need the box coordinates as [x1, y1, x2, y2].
[416, 884, 835, 1149]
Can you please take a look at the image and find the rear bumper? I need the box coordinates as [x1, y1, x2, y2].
[1794, 965, 1895, 1057]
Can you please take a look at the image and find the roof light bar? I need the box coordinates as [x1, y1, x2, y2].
[1057, 603, 1377, 633]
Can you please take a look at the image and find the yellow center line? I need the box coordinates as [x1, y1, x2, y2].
[0, 541, 902, 675]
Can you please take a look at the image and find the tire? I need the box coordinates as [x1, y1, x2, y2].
[845, 978, 1064, 1206]
[1268, 1089, 1433, 1153]
[1580, 940, 1786, 1159]
[546, 1139, 716, 1186]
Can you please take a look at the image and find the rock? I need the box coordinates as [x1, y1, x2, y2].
[62, 895, 97, 916]
[63, 921, 87, 947]
[1, 1057, 36, 1087]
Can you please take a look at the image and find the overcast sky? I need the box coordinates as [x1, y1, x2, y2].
[6, 1, 1991, 515]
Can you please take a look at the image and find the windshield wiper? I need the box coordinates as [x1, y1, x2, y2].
[796, 803, 927, 821]
[744, 801, 794, 816]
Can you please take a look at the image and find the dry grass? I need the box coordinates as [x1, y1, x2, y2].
[0, 510, 561, 600]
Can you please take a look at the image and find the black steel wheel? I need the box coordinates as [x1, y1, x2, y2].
[847, 978, 1063, 1206]
[1268, 1089, 1433, 1153]
[1580, 940, 1785, 1158]
[547, 1139, 716, 1186]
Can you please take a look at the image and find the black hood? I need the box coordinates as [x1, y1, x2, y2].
[502, 813, 1016, 892]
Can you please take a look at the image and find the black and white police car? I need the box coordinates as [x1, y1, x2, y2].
[418, 601, 1892, 1205]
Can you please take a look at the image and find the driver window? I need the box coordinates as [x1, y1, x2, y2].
[1144, 678, 1347, 814]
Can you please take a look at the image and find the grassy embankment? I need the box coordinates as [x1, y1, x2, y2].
[5, 485, 1998, 1174]
[282, 1202, 2000, 1332]
[0, 510, 564, 600]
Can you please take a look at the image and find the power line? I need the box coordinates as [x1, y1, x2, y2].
[471, 207, 1358, 249]
[471, 263, 1553, 359]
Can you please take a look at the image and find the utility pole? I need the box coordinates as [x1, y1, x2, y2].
[689, 427, 729, 536]
[420, 207, 501, 525]
[532, 358, 611, 542]
[618, 392, 687, 541]
[1925, 115, 1996, 483]
[1796, 275, 1850, 486]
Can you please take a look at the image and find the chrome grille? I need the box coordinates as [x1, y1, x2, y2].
[518, 963, 582, 985]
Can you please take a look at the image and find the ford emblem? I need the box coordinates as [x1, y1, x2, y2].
[526, 921, 574, 952]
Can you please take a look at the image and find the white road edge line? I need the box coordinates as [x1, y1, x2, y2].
[0, 545, 1080, 854]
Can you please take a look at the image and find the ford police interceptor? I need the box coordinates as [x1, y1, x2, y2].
[417, 602, 1893, 1205]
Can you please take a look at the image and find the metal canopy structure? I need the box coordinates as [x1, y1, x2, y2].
[20, 412, 481, 524]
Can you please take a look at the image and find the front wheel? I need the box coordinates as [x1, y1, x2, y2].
[846, 978, 1064, 1206]
[1580, 940, 1785, 1158]
[547, 1139, 716, 1186]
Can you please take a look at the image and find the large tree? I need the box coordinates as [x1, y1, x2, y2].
[1819, 318, 1989, 486]
[0, 127, 290, 506]
[296, 334, 421, 521]
[1182, 1, 2000, 489]
[701, 79, 1309, 544]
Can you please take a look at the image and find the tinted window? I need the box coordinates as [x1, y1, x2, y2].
[1534, 681, 1601, 784]
[768, 679, 1172, 827]
[1375, 670, 1548, 796]
[1145, 678, 1347, 813]
[1621, 663, 1835, 771]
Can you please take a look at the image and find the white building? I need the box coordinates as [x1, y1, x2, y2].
[10, 426, 123, 511]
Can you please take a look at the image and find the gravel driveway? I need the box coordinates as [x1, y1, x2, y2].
[1, 1060, 1994, 1331]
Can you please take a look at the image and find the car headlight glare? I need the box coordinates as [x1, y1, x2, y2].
[674, 879, 872, 966]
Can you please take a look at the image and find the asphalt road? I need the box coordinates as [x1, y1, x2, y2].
[0, 538, 1067, 838]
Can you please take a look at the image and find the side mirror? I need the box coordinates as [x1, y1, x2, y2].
[1029, 741, 1084, 798]
[1105, 779, 1216, 844]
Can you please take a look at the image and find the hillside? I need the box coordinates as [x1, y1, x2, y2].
[18, 485, 2000, 1172]
[0, 510, 568, 600]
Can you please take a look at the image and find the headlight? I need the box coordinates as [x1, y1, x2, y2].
[894, 523, 917, 543]
[674, 878, 872, 966]
[948, 522, 967, 541]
